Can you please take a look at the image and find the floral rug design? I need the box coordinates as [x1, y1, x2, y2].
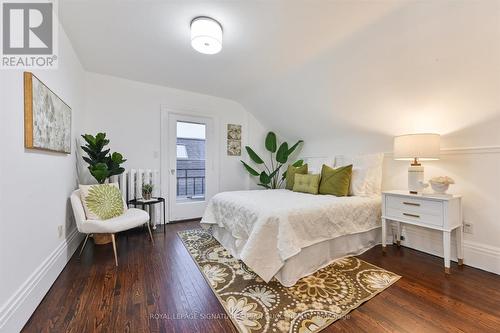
[178, 229, 400, 333]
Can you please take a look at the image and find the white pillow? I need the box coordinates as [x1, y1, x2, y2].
[302, 156, 335, 174]
[335, 153, 384, 196]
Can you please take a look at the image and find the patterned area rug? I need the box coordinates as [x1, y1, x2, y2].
[178, 229, 400, 333]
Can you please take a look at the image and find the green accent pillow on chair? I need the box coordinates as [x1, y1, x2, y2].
[79, 183, 125, 220]
[319, 164, 353, 196]
[285, 164, 308, 190]
[292, 173, 321, 194]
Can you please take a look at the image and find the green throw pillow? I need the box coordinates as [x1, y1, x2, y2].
[293, 173, 321, 195]
[318, 164, 353, 196]
[286, 164, 308, 190]
[79, 183, 125, 220]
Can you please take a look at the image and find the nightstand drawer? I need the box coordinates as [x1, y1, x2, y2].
[386, 195, 443, 216]
[386, 207, 444, 227]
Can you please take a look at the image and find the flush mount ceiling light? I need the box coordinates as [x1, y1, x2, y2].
[190, 17, 222, 55]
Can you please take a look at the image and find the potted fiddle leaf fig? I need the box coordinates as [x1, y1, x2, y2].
[241, 131, 303, 189]
[81, 132, 126, 184]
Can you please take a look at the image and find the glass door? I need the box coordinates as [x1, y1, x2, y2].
[168, 113, 214, 221]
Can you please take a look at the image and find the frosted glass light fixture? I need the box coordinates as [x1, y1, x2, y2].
[394, 133, 440, 194]
[190, 17, 222, 55]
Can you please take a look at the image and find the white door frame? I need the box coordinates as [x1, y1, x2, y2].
[160, 105, 220, 221]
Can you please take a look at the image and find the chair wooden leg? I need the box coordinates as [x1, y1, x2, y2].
[146, 222, 154, 244]
[79, 234, 90, 257]
[111, 234, 118, 266]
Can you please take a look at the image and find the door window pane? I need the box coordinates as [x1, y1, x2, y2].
[176, 121, 206, 202]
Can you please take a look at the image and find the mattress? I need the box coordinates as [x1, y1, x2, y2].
[201, 189, 382, 283]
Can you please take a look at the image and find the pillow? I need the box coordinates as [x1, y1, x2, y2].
[292, 173, 321, 195]
[318, 164, 352, 196]
[335, 153, 384, 196]
[285, 164, 308, 190]
[302, 156, 335, 174]
[79, 183, 125, 220]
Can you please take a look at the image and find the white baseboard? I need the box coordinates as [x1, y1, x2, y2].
[462, 241, 500, 274]
[388, 223, 500, 275]
[0, 228, 83, 333]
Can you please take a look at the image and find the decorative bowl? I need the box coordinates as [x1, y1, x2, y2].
[429, 176, 455, 194]
[430, 182, 450, 194]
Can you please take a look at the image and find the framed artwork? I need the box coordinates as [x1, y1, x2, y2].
[24, 72, 71, 154]
[227, 124, 242, 156]
[227, 139, 241, 156]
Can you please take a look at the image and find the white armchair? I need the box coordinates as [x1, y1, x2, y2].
[70, 189, 153, 266]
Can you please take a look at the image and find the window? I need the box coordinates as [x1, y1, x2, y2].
[177, 145, 188, 159]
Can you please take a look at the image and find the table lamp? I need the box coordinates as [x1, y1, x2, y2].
[393, 133, 440, 194]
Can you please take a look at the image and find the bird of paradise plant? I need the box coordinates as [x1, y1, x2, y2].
[241, 131, 303, 189]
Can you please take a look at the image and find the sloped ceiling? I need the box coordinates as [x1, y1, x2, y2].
[60, 0, 500, 150]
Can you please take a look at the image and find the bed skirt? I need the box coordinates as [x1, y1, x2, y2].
[211, 225, 382, 287]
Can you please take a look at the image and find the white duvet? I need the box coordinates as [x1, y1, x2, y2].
[200, 189, 381, 282]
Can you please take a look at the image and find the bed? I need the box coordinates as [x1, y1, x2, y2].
[200, 189, 382, 287]
[200, 153, 384, 286]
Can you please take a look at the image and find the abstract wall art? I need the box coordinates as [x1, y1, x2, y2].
[24, 72, 71, 153]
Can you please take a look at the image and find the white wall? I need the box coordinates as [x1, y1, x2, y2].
[0, 28, 86, 332]
[82, 73, 267, 199]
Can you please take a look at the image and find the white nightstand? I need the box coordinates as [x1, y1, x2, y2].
[381, 190, 464, 274]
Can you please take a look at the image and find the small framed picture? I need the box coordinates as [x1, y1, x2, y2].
[227, 124, 241, 140]
[227, 139, 241, 156]
[227, 124, 242, 156]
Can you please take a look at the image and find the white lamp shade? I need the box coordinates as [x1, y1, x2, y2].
[393, 133, 440, 160]
[191, 17, 222, 55]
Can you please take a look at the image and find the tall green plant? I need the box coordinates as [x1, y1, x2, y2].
[241, 131, 303, 189]
[81, 133, 126, 184]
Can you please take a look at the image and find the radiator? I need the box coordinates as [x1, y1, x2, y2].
[110, 169, 162, 226]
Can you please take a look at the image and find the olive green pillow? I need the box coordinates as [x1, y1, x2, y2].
[292, 173, 321, 195]
[285, 164, 308, 190]
[79, 183, 125, 220]
[318, 164, 353, 196]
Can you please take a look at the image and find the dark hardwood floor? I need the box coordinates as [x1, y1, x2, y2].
[23, 221, 500, 332]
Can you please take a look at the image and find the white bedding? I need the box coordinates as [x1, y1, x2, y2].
[200, 189, 381, 282]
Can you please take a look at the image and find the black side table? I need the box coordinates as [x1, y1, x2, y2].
[128, 197, 166, 233]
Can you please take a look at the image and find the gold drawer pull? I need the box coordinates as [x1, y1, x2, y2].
[403, 202, 420, 207]
[403, 213, 420, 218]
